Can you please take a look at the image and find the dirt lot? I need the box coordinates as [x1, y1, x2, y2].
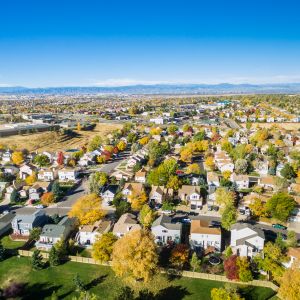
[241, 122, 300, 131]
[0, 123, 123, 152]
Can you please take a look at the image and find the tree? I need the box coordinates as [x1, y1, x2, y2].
[287, 231, 298, 248]
[112, 229, 158, 285]
[186, 163, 201, 175]
[25, 172, 37, 185]
[41, 192, 55, 206]
[221, 140, 233, 154]
[224, 246, 233, 258]
[221, 204, 237, 230]
[166, 175, 180, 191]
[73, 274, 86, 292]
[237, 257, 253, 282]
[49, 245, 61, 266]
[216, 188, 235, 207]
[92, 232, 118, 263]
[280, 163, 297, 180]
[51, 181, 62, 200]
[139, 205, 157, 228]
[31, 249, 44, 270]
[34, 154, 50, 167]
[117, 140, 127, 151]
[278, 267, 300, 300]
[57, 151, 64, 165]
[234, 159, 248, 174]
[10, 189, 19, 202]
[204, 156, 215, 171]
[180, 147, 193, 163]
[77, 122, 82, 131]
[222, 170, 232, 180]
[249, 198, 268, 218]
[0, 240, 6, 261]
[12, 151, 24, 165]
[266, 192, 296, 222]
[211, 285, 243, 300]
[224, 255, 239, 280]
[88, 135, 102, 151]
[128, 190, 148, 211]
[170, 244, 189, 269]
[190, 252, 201, 272]
[167, 124, 178, 135]
[139, 136, 150, 145]
[68, 193, 105, 225]
[88, 172, 108, 194]
[29, 227, 42, 241]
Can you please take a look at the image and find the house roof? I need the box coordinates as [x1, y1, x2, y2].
[101, 185, 118, 194]
[123, 182, 144, 192]
[178, 185, 200, 195]
[113, 213, 141, 234]
[80, 220, 112, 234]
[152, 215, 182, 231]
[13, 209, 44, 224]
[150, 186, 173, 197]
[207, 172, 219, 182]
[231, 223, 265, 240]
[190, 220, 221, 235]
[259, 176, 276, 185]
[40, 217, 75, 238]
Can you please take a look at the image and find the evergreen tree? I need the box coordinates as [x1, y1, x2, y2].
[49, 246, 60, 266]
[31, 249, 44, 270]
[51, 181, 62, 200]
[73, 274, 85, 292]
[190, 252, 201, 272]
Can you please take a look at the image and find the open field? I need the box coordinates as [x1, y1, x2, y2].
[241, 122, 300, 130]
[0, 257, 276, 300]
[0, 123, 123, 152]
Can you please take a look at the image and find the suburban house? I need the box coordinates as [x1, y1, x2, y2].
[282, 247, 300, 268]
[100, 185, 119, 208]
[230, 223, 265, 258]
[36, 217, 77, 250]
[149, 186, 173, 205]
[113, 213, 141, 238]
[189, 219, 222, 252]
[58, 168, 79, 182]
[258, 176, 277, 190]
[0, 211, 15, 236]
[134, 168, 147, 183]
[230, 173, 250, 189]
[214, 150, 234, 173]
[2, 150, 12, 163]
[207, 172, 220, 193]
[76, 220, 112, 248]
[28, 181, 52, 201]
[19, 164, 37, 180]
[3, 165, 19, 176]
[111, 169, 133, 181]
[178, 185, 202, 210]
[122, 182, 144, 199]
[37, 168, 57, 181]
[11, 209, 47, 237]
[151, 215, 182, 246]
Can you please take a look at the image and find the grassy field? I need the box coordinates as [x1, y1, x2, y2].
[0, 257, 276, 300]
[1, 236, 26, 250]
[241, 122, 300, 131]
[0, 123, 123, 152]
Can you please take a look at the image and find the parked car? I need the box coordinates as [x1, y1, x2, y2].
[209, 220, 221, 228]
[272, 223, 287, 230]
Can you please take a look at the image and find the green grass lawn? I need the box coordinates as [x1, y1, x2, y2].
[1, 235, 26, 249]
[0, 257, 276, 300]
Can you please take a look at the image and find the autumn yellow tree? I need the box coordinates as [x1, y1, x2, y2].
[25, 172, 37, 185]
[222, 170, 232, 180]
[216, 188, 235, 207]
[150, 127, 162, 135]
[41, 192, 55, 206]
[128, 190, 148, 211]
[139, 136, 150, 145]
[278, 265, 300, 300]
[92, 232, 118, 263]
[112, 229, 158, 285]
[186, 163, 201, 174]
[170, 244, 189, 269]
[117, 140, 126, 151]
[77, 122, 82, 131]
[180, 147, 193, 163]
[12, 151, 24, 165]
[205, 156, 215, 171]
[68, 193, 105, 225]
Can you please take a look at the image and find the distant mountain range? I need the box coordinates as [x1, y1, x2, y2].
[1, 83, 300, 95]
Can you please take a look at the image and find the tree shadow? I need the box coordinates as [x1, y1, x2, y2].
[84, 274, 108, 290]
[134, 286, 191, 300]
[22, 283, 72, 300]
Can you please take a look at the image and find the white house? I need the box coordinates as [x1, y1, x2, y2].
[19, 164, 37, 180]
[190, 220, 222, 251]
[230, 173, 249, 189]
[122, 182, 144, 199]
[75, 220, 112, 248]
[37, 168, 57, 181]
[134, 168, 147, 183]
[207, 172, 220, 193]
[230, 223, 265, 258]
[112, 213, 141, 238]
[100, 185, 118, 208]
[151, 215, 182, 246]
[178, 185, 202, 210]
[58, 168, 78, 182]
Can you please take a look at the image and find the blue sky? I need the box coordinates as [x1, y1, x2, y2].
[1, 0, 300, 87]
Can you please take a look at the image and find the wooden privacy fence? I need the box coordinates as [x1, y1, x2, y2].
[18, 250, 278, 292]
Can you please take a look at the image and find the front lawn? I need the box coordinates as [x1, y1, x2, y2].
[0, 257, 276, 300]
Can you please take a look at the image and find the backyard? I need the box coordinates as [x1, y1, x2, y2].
[0, 256, 276, 300]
